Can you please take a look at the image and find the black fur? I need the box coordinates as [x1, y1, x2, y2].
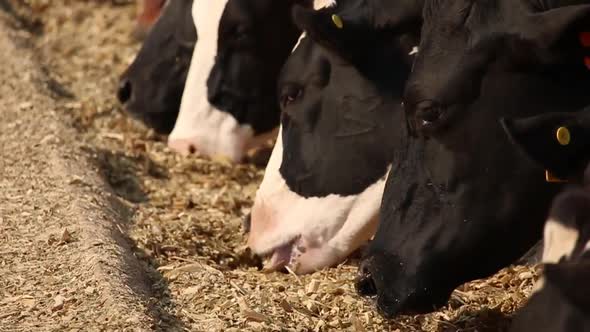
[207, 0, 310, 135]
[119, 0, 196, 134]
[502, 106, 590, 180]
[362, 0, 590, 317]
[277, 0, 419, 197]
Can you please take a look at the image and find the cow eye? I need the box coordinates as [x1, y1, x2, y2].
[280, 84, 303, 108]
[234, 25, 251, 41]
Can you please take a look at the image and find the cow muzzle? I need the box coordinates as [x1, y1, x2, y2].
[355, 252, 451, 318]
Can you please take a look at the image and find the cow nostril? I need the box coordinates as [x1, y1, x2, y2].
[356, 262, 378, 297]
[188, 144, 197, 154]
[242, 213, 251, 233]
[117, 79, 132, 104]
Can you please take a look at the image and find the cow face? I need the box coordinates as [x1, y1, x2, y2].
[167, 0, 308, 162]
[118, 0, 196, 134]
[248, 1, 419, 274]
[404, 1, 590, 139]
[358, 2, 590, 317]
[502, 106, 590, 181]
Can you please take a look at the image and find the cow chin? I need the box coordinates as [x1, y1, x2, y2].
[168, 104, 278, 162]
[248, 129, 385, 274]
[126, 109, 177, 135]
[248, 190, 381, 274]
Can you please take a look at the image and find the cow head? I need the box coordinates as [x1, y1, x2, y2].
[167, 0, 310, 162]
[248, 0, 420, 274]
[404, 1, 590, 139]
[118, 0, 196, 134]
[358, 1, 590, 317]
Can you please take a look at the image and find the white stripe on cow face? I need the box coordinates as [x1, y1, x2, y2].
[248, 128, 388, 274]
[169, 0, 334, 162]
[168, 0, 268, 162]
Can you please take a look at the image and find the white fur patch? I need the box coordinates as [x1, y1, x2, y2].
[168, 0, 257, 162]
[315, 0, 336, 9]
[169, 0, 336, 161]
[409, 46, 419, 55]
[542, 218, 579, 264]
[532, 215, 587, 296]
[248, 127, 388, 274]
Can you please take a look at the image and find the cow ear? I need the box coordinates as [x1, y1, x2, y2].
[544, 261, 590, 314]
[520, 5, 590, 52]
[500, 111, 590, 180]
[291, 1, 423, 56]
[289, 0, 314, 9]
[291, 4, 369, 61]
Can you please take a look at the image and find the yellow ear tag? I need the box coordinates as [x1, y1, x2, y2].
[332, 14, 343, 29]
[545, 170, 568, 183]
[556, 126, 571, 146]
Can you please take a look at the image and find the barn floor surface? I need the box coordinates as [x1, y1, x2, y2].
[0, 1, 538, 331]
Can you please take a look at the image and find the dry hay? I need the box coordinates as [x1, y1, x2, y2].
[8, 0, 539, 330]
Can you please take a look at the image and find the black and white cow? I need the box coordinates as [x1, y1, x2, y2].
[502, 106, 590, 261]
[118, 0, 196, 134]
[248, 0, 422, 274]
[167, 0, 313, 162]
[120, 0, 312, 158]
[356, 0, 590, 317]
[508, 159, 590, 332]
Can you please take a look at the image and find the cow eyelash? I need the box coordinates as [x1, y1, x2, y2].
[280, 84, 303, 108]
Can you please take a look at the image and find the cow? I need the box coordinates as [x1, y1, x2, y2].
[355, 0, 590, 318]
[167, 0, 313, 162]
[118, 0, 196, 134]
[135, 0, 167, 38]
[509, 162, 590, 332]
[247, 0, 422, 274]
[502, 106, 590, 259]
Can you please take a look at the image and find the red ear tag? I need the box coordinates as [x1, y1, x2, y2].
[585, 56, 590, 71]
[580, 32, 590, 48]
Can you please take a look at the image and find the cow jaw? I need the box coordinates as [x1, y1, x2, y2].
[168, 105, 278, 162]
[248, 128, 385, 274]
